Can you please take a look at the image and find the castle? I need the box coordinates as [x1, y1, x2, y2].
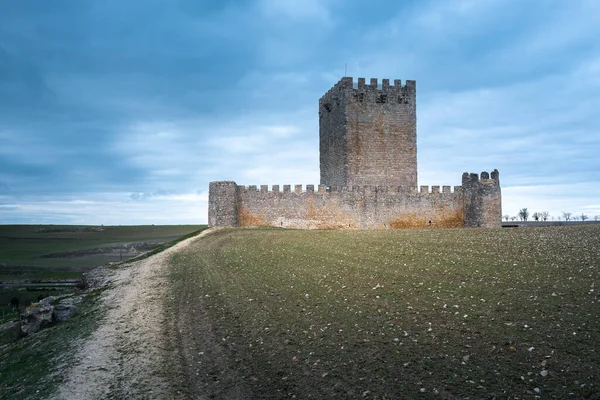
[209, 77, 502, 229]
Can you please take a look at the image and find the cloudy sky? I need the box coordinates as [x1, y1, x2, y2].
[1, 0, 599, 225]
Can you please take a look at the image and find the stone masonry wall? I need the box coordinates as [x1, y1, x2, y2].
[319, 80, 349, 187]
[208, 181, 238, 227]
[319, 77, 417, 189]
[236, 184, 463, 229]
[208, 171, 501, 229]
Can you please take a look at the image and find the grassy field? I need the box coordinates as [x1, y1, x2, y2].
[169, 226, 599, 399]
[0, 225, 205, 318]
[0, 224, 206, 271]
[0, 226, 209, 399]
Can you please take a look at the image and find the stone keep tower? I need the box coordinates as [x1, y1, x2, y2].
[319, 77, 417, 189]
[208, 76, 502, 229]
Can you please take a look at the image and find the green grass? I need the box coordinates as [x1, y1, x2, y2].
[0, 224, 206, 323]
[168, 226, 600, 399]
[0, 288, 107, 399]
[0, 287, 74, 321]
[126, 226, 209, 264]
[0, 224, 206, 271]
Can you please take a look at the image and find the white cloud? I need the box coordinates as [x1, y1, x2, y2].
[488, 1, 600, 60]
[417, 55, 600, 185]
[257, 0, 332, 23]
[0, 192, 208, 224]
[207, 124, 300, 154]
[502, 183, 600, 219]
[111, 107, 319, 193]
[0, 128, 71, 165]
[413, 0, 509, 32]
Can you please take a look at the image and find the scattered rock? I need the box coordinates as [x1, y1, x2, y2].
[20, 300, 55, 336]
[19, 295, 83, 335]
[54, 301, 79, 322]
[58, 296, 83, 306]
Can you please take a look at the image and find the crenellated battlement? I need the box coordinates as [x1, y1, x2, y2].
[236, 184, 463, 196]
[461, 169, 500, 187]
[320, 77, 415, 103]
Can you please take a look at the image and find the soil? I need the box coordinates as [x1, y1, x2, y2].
[51, 229, 229, 399]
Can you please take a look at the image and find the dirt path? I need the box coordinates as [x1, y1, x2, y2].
[51, 230, 217, 400]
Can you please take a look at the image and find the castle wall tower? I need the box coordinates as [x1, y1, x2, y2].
[208, 181, 239, 227]
[462, 170, 502, 228]
[319, 77, 417, 189]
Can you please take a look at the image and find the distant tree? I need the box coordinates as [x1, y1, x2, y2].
[562, 212, 572, 221]
[540, 211, 550, 221]
[573, 215, 580, 221]
[503, 215, 510, 221]
[518, 208, 529, 221]
[581, 213, 588, 221]
[532, 212, 539, 221]
[510, 216, 517, 221]
[595, 215, 599, 222]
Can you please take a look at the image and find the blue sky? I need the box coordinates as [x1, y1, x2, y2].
[1, 0, 599, 224]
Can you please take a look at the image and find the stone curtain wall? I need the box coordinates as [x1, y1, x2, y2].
[208, 171, 501, 229]
[237, 184, 463, 229]
[319, 77, 417, 189]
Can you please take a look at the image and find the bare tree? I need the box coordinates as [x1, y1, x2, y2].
[595, 215, 599, 222]
[540, 211, 549, 221]
[562, 212, 572, 221]
[532, 212, 539, 221]
[573, 215, 580, 221]
[503, 215, 510, 221]
[581, 213, 588, 221]
[518, 208, 529, 221]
